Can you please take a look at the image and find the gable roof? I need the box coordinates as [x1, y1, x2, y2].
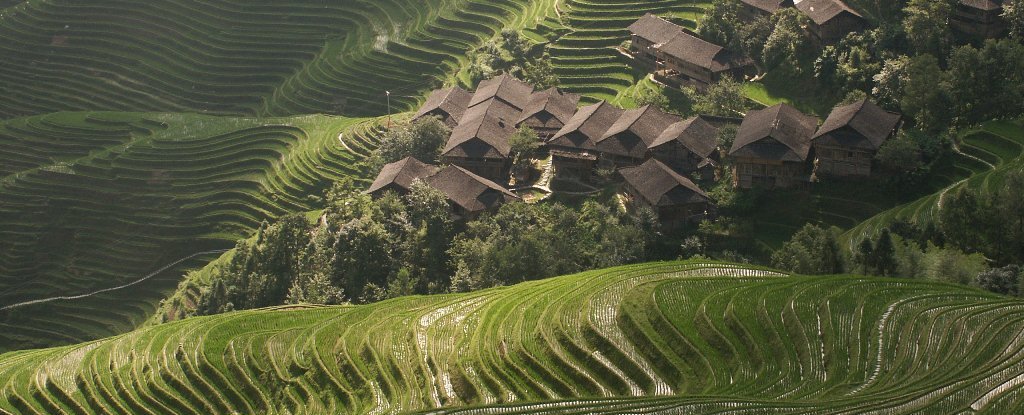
[597, 105, 681, 158]
[443, 99, 519, 159]
[413, 87, 472, 123]
[549, 101, 624, 151]
[649, 116, 719, 159]
[796, 0, 864, 25]
[960, 0, 1003, 11]
[627, 14, 685, 45]
[813, 99, 901, 150]
[657, 31, 751, 73]
[741, 0, 794, 13]
[620, 159, 710, 207]
[366, 157, 439, 195]
[517, 88, 581, 127]
[424, 165, 520, 213]
[730, 103, 818, 161]
[469, 74, 534, 110]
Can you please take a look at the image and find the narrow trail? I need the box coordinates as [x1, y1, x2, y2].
[937, 144, 997, 210]
[0, 250, 228, 311]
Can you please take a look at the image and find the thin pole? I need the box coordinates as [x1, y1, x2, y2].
[386, 90, 391, 129]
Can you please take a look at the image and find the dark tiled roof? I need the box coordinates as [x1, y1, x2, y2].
[649, 116, 719, 159]
[549, 101, 624, 151]
[730, 103, 818, 162]
[424, 165, 519, 213]
[366, 157, 439, 195]
[627, 14, 684, 45]
[443, 99, 519, 159]
[597, 105, 681, 158]
[741, 0, 794, 13]
[620, 159, 710, 207]
[813, 99, 901, 150]
[413, 87, 472, 123]
[658, 31, 751, 73]
[960, 0, 1003, 11]
[796, 0, 863, 25]
[469, 74, 534, 110]
[517, 88, 581, 129]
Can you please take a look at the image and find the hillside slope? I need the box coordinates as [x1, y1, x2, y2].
[2, 262, 1024, 414]
[0, 112, 380, 352]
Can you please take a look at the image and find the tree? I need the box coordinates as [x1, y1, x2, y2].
[761, 9, 811, 71]
[976, 265, 1021, 296]
[635, 86, 671, 112]
[692, 77, 748, 117]
[524, 58, 559, 89]
[771, 224, 844, 275]
[372, 117, 451, 169]
[875, 131, 924, 173]
[902, 0, 953, 58]
[697, 0, 743, 50]
[509, 125, 541, 167]
[874, 229, 897, 276]
[900, 54, 951, 132]
[946, 40, 1024, 126]
[855, 238, 875, 274]
[873, 55, 911, 110]
[1004, 0, 1024, 39]
[939, 187, 986, 253]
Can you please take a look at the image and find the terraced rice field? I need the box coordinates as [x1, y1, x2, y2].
[843, 120, 1024, 247]
[1, 261, 1023, 414]
[0, 0, 559, 119]
[0, 111, 381, 352]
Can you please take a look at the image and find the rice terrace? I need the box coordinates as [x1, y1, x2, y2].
[1, 0, 1024, 414]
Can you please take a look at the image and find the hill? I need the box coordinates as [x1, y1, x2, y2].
[0, 112, 379, 352]
[2, 261, 1024, 414]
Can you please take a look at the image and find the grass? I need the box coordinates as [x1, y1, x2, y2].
[0, 111, 384, 352]
[2, 261, 1024, 414]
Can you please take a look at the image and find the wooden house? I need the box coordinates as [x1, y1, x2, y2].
[440, 99, 520, 184]
[423, 165, 521, 219]
[516, 88, 581, 139]
[626, 14, 684, 65]
[596, 105, 681, 166]
[796, 0, 867, 44]
[952, 0, 1006, 38]
[365, 157, 439, 198]
[412, 87, 473, 127]
[656, 30, 754, 85]
[648, 116, 720, 179]
[812, 99, 902, 177]
[547, 101, 623, 179]
[620, 159, 714, 228]
[729, 103, 818, 189]
[739, 0, 795, 21]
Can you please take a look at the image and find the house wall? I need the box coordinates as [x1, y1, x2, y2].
[630, 35, 659, 63]
[416, 110, 458, 128]
[952, 5, 1005, 38]
[731, 157, 807, 189]
[661, 55, 714, 84]
[649, 142, 702, 172]
[810, 14, 866, 44]
[814, 144, 874, 177]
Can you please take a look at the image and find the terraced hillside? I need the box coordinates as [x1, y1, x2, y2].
[0, 112, 380, 352]
[0, 0, 558, 119]
[2, 261, 1024, 414]
[843, 119, 1024, 247]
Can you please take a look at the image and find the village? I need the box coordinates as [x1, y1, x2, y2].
[367, 4, 922, 228]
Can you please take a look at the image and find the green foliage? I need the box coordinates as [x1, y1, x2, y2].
[634, 86, 671, 112]
[875, 131, 924, 173]
[1005, 0, 1024, 39]
[976, 265, 1021, 296]
[902, 0, 953, 58]
[524, 58, 560, 89]
[900, 54, 952, 133]
[697, 0, 744, 51]
[689, 77, 749, 117]
[770, 224, 845, 275]
[940, 169, 1024, 264]
[813, 33, 881, 96]
[468, 30, 559, 89]
[946, 40, 1024, 126]
[761, 9, 812, 72]
[371, 117, 451, 170]
[509, 125, 542, 166]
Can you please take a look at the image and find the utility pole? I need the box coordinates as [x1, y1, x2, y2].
[386, 90, 391, 130]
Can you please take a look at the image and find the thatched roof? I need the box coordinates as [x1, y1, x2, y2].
[413, 87, 472, 123]
[627, 14, 684, 45]
[620, 159, 710, 207]
[424, 165, 520, 213]
[657, 31, 752, 73]
[469, 74, 534, 110]
[443, 99, 519, 159]
[649, 116, 719, 159]
[813, 99, 901, 151]
[549, 101, 624, 151]
[597, 105, 681, 158]
[365, 157, 439, 195]
[517, 88, 581, 129]
[730, 103, 818, 162]
[796, 0, 863, 25]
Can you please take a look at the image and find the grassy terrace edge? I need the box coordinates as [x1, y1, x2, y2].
[2, 261, 1024, 414]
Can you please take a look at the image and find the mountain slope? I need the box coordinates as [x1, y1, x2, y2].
[0, 112, 379, 352]
[2, 261, 1024, 414]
